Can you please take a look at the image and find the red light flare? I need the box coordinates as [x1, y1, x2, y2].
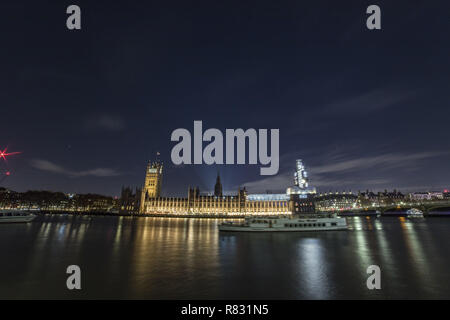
[0, 147, 21, 161]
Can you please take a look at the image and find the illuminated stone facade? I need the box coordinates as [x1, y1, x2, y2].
[141, 186, 290, 216]
[139, 161, 163, 212]
[139, 161, 290, 216]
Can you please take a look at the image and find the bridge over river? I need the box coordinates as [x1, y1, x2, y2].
[336, 200, 450, 216]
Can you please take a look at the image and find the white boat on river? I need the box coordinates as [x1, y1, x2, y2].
[219, 214, 347, 232]
[406, 208, 424, 218]
[0, 210, 37, 223]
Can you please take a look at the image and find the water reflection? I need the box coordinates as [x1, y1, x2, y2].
[296, 238, 328, 299]
[351, 217, 373, 275]
[374, 218, 396, 287]
[398, 217, 434, 296]
[1, 215, 450, 299]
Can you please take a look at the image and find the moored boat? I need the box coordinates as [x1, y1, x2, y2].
[218, 214, 347, 232]
[0, 210, 37, 223]
[406, 208, 424, 218]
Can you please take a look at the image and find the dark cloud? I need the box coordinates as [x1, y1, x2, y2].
[318, 88, 416, 115]
[30, 159, 121, 178]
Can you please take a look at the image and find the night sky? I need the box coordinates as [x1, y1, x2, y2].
[1, 0, 449, 197]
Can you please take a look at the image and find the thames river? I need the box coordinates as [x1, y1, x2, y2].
[1, 214, 450, 299]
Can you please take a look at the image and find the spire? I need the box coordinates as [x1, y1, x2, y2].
[214, 173, 223, 197]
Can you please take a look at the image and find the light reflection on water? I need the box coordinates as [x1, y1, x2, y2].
[295, 238, 329, 299]
[1, 215, 450, 299]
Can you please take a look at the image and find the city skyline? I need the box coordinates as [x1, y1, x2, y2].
[1, 1, 449, 196]
[4, 156, 450, 215]
[1, 155, 449, 199]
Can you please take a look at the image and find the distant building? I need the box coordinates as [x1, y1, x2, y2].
[429, 191, 444, 200]
[287, 159, 316, 214]
[409, 192, 431, 201]
[294, 159, 309, 189]
[409, 191, 443, 201]
[139, 162, 259, 215]
[315, 192, 358, 212]
[378, 189, 405, 203]
[71, 193, 116, 212]
[0, 188, 116, 212]
[358, 190, 378, 200]
[0, 188, 20, 209]
[357, 189, 405, 207]
[357, 190, 379, 207]
[119, 186, 141, 214]
[141, 182, 289, 216]
[139, 159, 316, 215]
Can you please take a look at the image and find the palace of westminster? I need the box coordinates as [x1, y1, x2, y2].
[120, 159, 317, 216]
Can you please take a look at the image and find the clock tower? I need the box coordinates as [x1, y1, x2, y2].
[140, 161, 163, 212]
